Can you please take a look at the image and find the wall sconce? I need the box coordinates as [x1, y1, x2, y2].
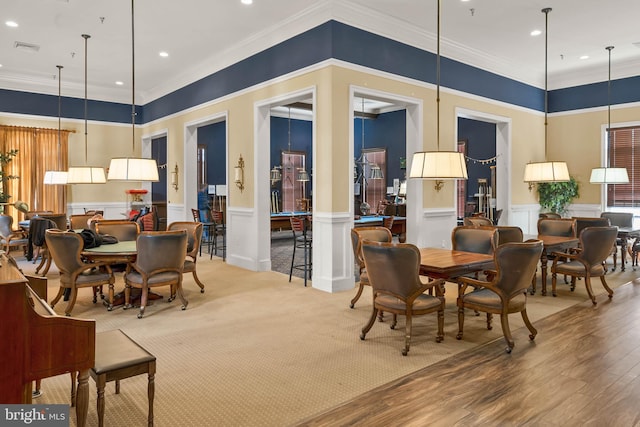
[171, 163, 179, 191]
[235, 154, 245, 192]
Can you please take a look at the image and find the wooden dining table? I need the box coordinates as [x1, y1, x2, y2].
[419, 247, 494, 281]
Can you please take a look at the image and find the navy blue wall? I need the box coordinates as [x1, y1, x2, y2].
[458, 118, 496, 202]
[354, 110, 407, 189]
[197, 121, 227, 186]
[1, 21, 637, 125]
[270, 116, 313, 197]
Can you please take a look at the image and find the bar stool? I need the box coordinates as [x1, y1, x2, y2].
[191, 208, 215, 256]
[210, 210, 226, 261]
[289, 216, 312, 286]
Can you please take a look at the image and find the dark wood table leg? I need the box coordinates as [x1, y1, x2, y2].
[541, 253, 549, 296]
[620, 237, 628, 272]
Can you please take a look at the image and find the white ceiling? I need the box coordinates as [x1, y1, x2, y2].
[1, 0, 639, 106]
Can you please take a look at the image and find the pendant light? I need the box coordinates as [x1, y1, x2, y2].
[409, 0, 468, 191]
[67, 34, 107, 184]
[589, 46, 629, 184]
[43, 65, 68, 185]
[107, 0, 159, 182]
[523, 7, 569, 191]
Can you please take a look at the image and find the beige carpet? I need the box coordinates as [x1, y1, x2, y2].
[21, 253, 636, 427]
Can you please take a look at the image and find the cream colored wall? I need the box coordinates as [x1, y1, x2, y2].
[143, 65, 548, 212]
[547, 105, 640, 204]
[0, 115, 135, 204]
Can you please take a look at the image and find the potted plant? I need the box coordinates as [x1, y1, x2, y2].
[537, 176, 579, 217]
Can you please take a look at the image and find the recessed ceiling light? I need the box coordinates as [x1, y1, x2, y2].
[530, 29, 541, 36]
[6, 21, 18, 28]
[159, 51, 169, 58]
[241, 0, 253, 5]
[115, 81, 123, 86]
[579, 55, 589, 60]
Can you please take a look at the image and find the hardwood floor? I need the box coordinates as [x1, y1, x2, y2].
[299, 279, 640, 426]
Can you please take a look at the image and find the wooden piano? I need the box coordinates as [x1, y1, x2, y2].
[0, 255, 95, 427]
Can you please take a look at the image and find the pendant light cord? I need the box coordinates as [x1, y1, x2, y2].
[82, 34, 90, 163]
[131, 0, 136, 152]
[542, 8, 551, 160]
[361, 97, 366, 204]
[606, 45, 614, 168]
[57, 65, 63, 169]
[436, 0, 441, 151]
[287, 107, 292, 152]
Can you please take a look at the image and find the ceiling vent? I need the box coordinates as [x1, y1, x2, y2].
[633, 42, 640, 49]
[14, 41, 40, 53]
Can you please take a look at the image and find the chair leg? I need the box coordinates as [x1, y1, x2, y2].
[192, 271, 205, 293]
[50, 286, 65, 308]
[175, 280, 189, 310]
[600, 275, 614, 299]
[521, 308, 537, 341]
[486, 313, 493, 330]
[584, 275, 597, 305]
[289, 236, 297, 283]
[500, 313, 515, 353]
[138, 286, 149, 318]
[360, 308, 378, 340]
[551, 270, 558, 297]
[350, 281, 365, 308]
[402, 313, 413, 356]
[64, 288, 78, 316]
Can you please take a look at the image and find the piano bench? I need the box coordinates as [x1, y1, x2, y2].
[91, 329, 156, 427]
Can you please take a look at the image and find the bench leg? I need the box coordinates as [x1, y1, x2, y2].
[96, 375, 106, 427]
[76, 370, 89, 427]
[148, 362, 156, 426]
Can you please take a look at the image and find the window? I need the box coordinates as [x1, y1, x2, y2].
[607, 126, 639, 207]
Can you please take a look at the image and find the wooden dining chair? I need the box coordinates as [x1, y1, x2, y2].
[349, 226, 393, 309]
[360, 241, 445, 356]
[551, 226, 618, 304]
[94, 220, 140, 242]
[167, 221, 205, 293]
[124, 230, 188, 318]
[45, 230, 113, 316]
[457, 240, 543, 353]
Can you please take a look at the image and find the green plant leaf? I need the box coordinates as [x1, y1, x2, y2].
[537, 176, 579, 216]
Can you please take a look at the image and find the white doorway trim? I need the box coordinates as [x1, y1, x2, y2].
[254, 87, 316, 273]
[184, 112, 228, 224]
[455, 108, 512, 226]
